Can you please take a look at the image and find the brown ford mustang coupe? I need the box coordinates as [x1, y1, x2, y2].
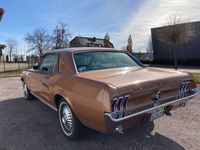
[21, 47, 198, 139]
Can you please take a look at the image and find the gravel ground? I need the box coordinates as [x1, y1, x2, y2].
[0, 77, 199, 150]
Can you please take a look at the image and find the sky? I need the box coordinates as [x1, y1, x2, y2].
[0, 0, 200, 54]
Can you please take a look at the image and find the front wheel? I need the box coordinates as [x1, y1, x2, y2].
[23, 83, 34, 100]
[58, 100, 81, 139]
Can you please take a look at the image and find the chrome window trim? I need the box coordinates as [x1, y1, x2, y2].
[72, 50, 142, 74]
[71, 53, 79, 74]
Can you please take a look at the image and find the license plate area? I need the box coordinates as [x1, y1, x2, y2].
[150, 107, 164, 121]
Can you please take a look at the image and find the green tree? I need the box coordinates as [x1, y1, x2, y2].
[127, 34, 133, 53]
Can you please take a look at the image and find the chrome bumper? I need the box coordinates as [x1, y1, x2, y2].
[104, 89, 198, 125]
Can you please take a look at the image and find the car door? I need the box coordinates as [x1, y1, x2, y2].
[35, 54, 59, 103]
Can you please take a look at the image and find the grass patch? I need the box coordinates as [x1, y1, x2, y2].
[192, 73, 200, 83]
[0, 70, 23, 78]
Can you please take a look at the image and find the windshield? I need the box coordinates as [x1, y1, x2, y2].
[73, 51, 140, 72]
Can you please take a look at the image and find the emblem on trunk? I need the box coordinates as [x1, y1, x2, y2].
[155, 90, 161, 100]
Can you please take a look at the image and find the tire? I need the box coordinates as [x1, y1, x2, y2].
[58, 100, 81, 140]
[23, 82, 34, 100]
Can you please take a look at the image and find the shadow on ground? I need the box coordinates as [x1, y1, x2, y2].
[0, 97, 185, 150]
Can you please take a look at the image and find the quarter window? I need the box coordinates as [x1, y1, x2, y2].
[39, 54, 58, 74]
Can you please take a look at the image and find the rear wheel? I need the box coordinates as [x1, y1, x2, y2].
[58, 100, 81, 139]
[23, 83, 34, 100]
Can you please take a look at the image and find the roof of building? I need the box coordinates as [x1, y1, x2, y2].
[69, 36, 114, 48]
[151, 20, 200, 30]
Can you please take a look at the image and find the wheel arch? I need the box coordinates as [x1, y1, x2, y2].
[54, 93, 75, 113]
[54, 93, 83, 124]
[21, 77, 24, 82]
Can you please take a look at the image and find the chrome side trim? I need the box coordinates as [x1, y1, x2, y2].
[105, 92, 198, 122]
[30, 91, 57, 111]
[72, 53, 79, 74]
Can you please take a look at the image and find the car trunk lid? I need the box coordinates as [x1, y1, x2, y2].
[77, 67, 193, 112]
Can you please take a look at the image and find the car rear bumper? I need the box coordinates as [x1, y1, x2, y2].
[104, 88, 198, 131]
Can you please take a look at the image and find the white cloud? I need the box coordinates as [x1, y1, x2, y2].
[113, 0, 200, 51]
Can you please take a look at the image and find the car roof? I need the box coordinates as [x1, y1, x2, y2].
[46, 47, 118, 54]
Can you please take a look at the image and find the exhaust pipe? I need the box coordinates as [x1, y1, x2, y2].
[115, 126, 124, 134]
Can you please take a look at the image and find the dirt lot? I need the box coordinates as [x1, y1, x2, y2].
[0, 77, 199, 150]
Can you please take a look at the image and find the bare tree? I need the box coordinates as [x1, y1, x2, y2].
[25, 28, 51, 58]
[52, 23, 72, 49]
[146, 37, 153, 53]
[104, 33, 110, 41]
[157, 16, 196, 69]
[127, 34, 133, 53]
[6, 39, 17, 62]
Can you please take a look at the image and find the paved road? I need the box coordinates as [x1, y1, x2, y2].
[0, 78, 199, 150]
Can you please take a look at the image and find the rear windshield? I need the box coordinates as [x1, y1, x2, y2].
[73, 51, 139, 72]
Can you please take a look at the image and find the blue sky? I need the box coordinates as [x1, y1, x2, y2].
[1, 0, 200, 54]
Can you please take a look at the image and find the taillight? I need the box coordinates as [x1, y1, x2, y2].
[179, 82, 190, 94]
[178, 81, 191, 98]
[111, 95, 129, 119]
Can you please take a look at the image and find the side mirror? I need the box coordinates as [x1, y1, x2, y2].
[33, 65, 39, 70]
[41, 67, 48, 72]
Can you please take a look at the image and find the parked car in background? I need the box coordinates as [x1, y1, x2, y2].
[21, 47, 198, 139]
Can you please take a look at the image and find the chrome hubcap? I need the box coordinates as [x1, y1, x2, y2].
[59, 102, 73, 135]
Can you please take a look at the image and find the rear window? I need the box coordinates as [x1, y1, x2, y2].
[73, 51, 139, 72]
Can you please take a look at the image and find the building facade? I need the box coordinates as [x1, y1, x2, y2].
[151, 21, 200, 66]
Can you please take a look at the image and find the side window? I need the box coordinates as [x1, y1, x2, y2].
[39, 54, 58, 74]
